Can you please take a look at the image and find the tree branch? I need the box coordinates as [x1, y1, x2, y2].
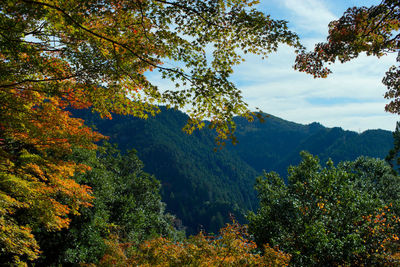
[153, 0, 224, 29]
[0, 75, 78, 88]
[22, 0, 192, 81]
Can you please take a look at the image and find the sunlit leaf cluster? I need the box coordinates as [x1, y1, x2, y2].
[98, 220, 290, 267]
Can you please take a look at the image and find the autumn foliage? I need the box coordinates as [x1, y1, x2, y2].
[97, 221, 290, 267]
[294, 0, 399, 113]
[0, 42, 106, 264]
[3, 0, 400, 265]
[0, 0, 305, 263]
[357, 205, 400, 264]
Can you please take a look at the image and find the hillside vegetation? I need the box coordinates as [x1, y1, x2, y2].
[72, 108, 393, 233]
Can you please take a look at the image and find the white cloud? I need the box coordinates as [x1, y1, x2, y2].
[281, 0, 336, 35]
[231, 42, 398, 132]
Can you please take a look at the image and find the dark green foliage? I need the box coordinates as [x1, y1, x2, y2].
[227, 115, 325, 174]
[71, 108, 393, 235]
[34, 143, 182, 266]
[248, 152, 400, 266]
[230, 115, 393, 177]
[72, 108, 258, 234]
[386, 121, 400, 173]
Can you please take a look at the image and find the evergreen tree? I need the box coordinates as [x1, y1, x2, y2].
[248, 152, 400, 266]
[386, 121, 400, 173]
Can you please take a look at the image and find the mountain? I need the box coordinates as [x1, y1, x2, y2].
[72, 108, 259, 234]
[71, 108, 394, 234]
[229, 115, 393, 177]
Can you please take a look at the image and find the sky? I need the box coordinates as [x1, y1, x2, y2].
[150, 0, 399, 133]
[231, 0, 398, 133]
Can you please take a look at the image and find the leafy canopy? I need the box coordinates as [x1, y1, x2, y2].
[0, 0, 302, 263]
[34, 143, 183, 266]
[2, 0, 302, 142]
[294, 0, 399, 114]
[248, 152, 400, 266]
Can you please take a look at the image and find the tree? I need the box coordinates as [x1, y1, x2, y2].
[0, 94, 103, 264]
[248, 152, 400, 266]
[2, 0, 303, 141]
[386, 121, 400, 172]
[99, 220, 291, 267]
[1, 0, 302, 263]
[34, 143, 183, 266]
[294, 0, 399, 113]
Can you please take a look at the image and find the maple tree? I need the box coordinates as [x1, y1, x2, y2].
[294, 0, 399, 114]
[1, 0, 303, 264]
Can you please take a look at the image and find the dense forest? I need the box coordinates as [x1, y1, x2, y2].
[1, 0, 400, 266]
[72, 107, 394, 234]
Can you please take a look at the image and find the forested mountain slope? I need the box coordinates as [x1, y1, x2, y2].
[230, 115, 393, 177]
[72, 108, 258, 234]
[72, 108, 393, 233]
